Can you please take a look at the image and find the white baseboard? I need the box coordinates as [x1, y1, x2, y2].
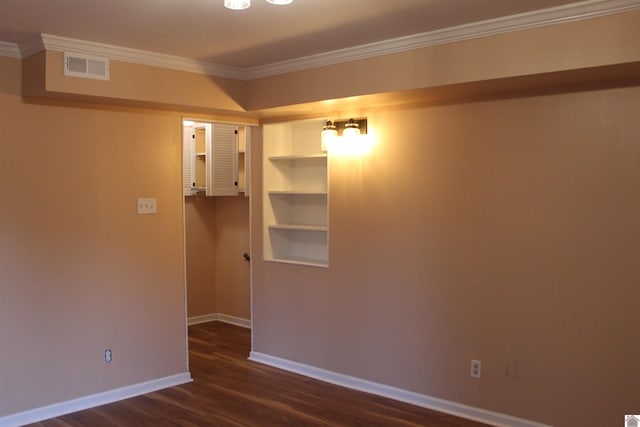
[187, 313, 219, 325]
[216, 313, 251, 329]
[0, 372, 192, 427]
[248, 352, 552, 427]
[188, 313, 251, 329]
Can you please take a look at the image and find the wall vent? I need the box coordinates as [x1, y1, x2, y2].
[64, 52, 110, 80]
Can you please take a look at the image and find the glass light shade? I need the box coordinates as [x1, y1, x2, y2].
[225, 0, 250, 9]
[343, 119, 361, 138]
[321, 120, 337, 152]
[266, 0, 293, 4]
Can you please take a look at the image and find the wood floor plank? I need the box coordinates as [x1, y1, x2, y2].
[26, 322, 490, 426]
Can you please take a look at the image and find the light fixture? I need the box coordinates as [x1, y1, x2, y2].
[321, 120, 337, 152]
[225, 0, 250, 9]
[225, 0, 292, 9]
[321, 118, 371, 155]
[342, 118, 361, 138]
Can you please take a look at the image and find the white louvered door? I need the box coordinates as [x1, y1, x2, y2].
[207, 124, 239, 196]
[183, 124, 196, 195]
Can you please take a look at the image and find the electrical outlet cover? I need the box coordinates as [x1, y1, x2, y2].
[137, 198, 157, 214]
[471, 359, 482, 379]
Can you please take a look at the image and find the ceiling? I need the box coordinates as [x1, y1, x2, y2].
[0, 0, 582, 69]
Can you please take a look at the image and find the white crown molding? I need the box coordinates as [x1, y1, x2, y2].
[38, 34, 244, 79]
[249, 351, 553, 427]
[2, 0, 639, 77]
[243, 0, 640, 79]
[0, 41, 21, 58]
[17, 37, 46, 58]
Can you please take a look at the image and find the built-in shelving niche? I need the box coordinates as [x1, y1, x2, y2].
[263, 119, 328, 267]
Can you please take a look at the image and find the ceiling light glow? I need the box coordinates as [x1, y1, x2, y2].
[225, 0, 250, 10]
[225, 0, 292, 9]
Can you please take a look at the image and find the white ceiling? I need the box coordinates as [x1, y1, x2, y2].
[0, 0, 586, 69]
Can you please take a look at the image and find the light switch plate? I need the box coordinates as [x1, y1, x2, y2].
[137, 198, 157, 214]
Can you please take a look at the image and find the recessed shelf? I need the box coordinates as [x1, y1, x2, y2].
[268, 154, 327, 161]
[263, 119, 329, 267]
[268, 224, 328, 232]
[266, 257, 329, 268]
[267, 226, 328, 266]
[268, 190, 327, 195]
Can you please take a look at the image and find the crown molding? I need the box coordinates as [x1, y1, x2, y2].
[0, 41, 21, 58]
[38, 34, 244, 79]
[2, 0, 639, 77]
[17, 37, 46, 58]
[243, 0, 640, 79]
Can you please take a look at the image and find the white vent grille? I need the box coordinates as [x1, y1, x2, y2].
[64, 52, 110, 80]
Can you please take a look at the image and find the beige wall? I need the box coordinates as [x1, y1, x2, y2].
[20, 11, 640, 117]
[0, 56, 187, 415]
[24, 50, 248, 115]
[215, 196, 251, 320]
[0, 53, 251, 417]
[3, 8, 640, 426]
[185, 195, 250, 320]
[246, 9, 640, 111]
[184, 196, 217, 317]
[251, 86, 640, 427]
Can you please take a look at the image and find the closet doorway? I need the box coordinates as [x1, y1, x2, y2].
[182, 118, 251, 329]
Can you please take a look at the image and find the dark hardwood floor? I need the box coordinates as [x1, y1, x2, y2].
[28, 322, 490, 426]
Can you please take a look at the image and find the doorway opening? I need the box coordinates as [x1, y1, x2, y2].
[181, 118, 252, 330]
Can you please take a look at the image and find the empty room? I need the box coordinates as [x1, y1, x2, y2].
[1, 1, 639, 426]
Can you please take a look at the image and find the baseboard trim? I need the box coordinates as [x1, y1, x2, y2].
[216, 313, 251, 329]
[187, 313, 218, 325]
[188, 313, 251, 329]
[0, 372, 192, 427]
[248, 352, 552, 427]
